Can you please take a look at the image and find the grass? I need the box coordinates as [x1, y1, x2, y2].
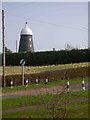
[0, 62, 89, 75]
[1, 62, 89, 118]
[66, 102, 88, 118]
[2, 90, 89, 118]
[2, 108, 51, 118]
[2, 77, 88, 93]
[2, 90, 89, 110]
[2, 99, 89, 118]
[2, 94, 54, 110]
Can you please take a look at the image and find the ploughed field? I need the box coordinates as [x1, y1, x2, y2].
[0, 62, 89, 87]
[0, 62, 89, 75]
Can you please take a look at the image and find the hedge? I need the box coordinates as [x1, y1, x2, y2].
[2, 49, 90, 66]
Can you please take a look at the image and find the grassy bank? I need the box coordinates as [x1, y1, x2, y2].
[2, 77, 88, 93]
[2, 102, 88, 118]
[2, 90, 88, 110]
[2, 90, 89, 118]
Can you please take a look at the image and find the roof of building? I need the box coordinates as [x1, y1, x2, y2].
[21, 22, 33, 35]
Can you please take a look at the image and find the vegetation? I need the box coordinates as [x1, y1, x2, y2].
[2, 90, 88, 110]
[2, 77, 88, 93]
[2, 102, 88, 118]
[4, 49, 89, 66]
[66, 102, 88, 118]
[1, 59, 89, 118]
[5, 47, 12, 53]
[2, 90, 89, 118]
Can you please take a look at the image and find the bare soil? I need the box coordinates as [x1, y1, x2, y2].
[2, 83, 88, 98]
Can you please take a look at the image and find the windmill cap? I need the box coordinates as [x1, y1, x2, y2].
[21, 22, 33, 35]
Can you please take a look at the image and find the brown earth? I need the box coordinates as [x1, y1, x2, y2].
[2, 83, 89, 99]
[1, 66, 89, 87]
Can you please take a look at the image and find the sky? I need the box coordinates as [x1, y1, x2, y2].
[88, 2, 90, 48]
[0, 1, 2, 53]
[1, 0, 89, 2]
[1, 1, 89, 52]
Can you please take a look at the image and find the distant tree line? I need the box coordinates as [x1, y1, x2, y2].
[5, 47, 12, 53]
[3, 49, 90, 66]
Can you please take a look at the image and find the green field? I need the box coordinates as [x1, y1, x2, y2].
[2, 102, 89, 118]
[2, 90, 88, 110]
[2, 90, 89, 118]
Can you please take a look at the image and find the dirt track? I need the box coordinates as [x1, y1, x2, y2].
[2, 83, 89, 99]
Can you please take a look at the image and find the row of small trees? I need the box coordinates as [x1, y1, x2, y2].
[4, 49, 90, 66]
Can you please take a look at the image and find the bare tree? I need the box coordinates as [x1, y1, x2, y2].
[47, 86, 69, 119]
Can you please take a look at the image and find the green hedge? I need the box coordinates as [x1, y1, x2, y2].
[4, 49, 89, 66]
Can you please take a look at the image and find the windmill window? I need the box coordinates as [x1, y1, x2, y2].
[29, 38, 31, 41]
[30, 44, 32, 47]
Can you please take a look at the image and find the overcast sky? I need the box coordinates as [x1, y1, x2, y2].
[1, 1, 89, 52]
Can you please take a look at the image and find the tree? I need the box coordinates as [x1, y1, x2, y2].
[5, 47, 12, 53]
[47, 87, 69, 119]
